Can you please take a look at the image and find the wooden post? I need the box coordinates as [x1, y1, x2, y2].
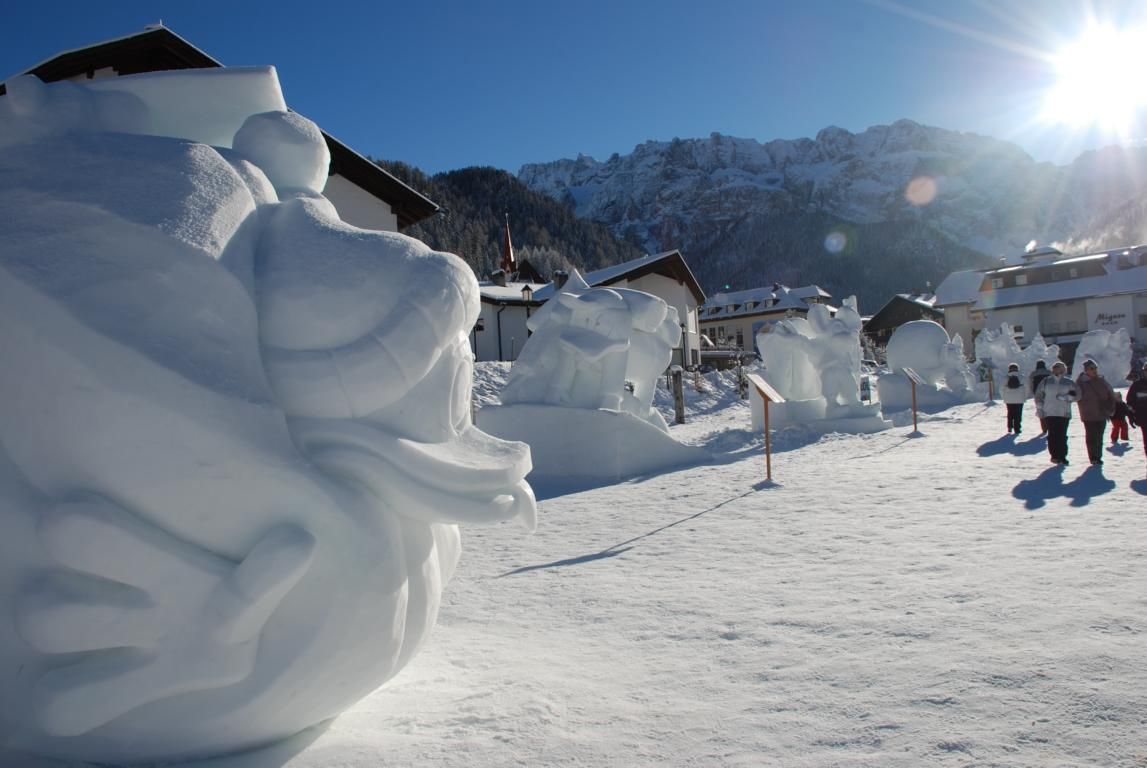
[911, 379, 918, 432]
[671, 365, 685, 425]
[764, 395, 773, 481]
[746, 373, 785, 482]
[902, 367, 923, 433]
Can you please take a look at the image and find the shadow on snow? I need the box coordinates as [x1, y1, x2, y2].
[1011, 464, 1117, 509]
[977, 433, 1046, 458]
[499, 487, 760, 577]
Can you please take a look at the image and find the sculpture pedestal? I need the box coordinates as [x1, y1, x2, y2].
[477, 404, 710, 493]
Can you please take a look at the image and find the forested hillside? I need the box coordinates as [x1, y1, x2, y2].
[378, 161, 646, 282]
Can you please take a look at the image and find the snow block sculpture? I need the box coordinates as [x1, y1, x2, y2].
[478, 272, 709, 486]
[752, 298, 890, 433]
[973, 324, 1060, 381]
[0, 70, 536, 765]
[877, 320, 982, 410]
[1075, 328, 1133, 381]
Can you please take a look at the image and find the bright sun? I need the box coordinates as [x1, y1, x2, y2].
[1042, 23, 1147, 132]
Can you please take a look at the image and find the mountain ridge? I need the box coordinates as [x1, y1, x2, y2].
[517, 119, 1147, 311]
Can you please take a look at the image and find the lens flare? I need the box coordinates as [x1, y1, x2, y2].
[824, 231, 847, 254]
[905, 176, 937, 206]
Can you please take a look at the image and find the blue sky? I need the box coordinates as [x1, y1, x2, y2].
[3, 0, 1145, 174]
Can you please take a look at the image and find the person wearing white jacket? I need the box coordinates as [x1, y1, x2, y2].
[1000, 362, 1028, 435]
[1035, 361, 1080, 465]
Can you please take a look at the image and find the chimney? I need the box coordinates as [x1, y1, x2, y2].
[491, 269, 507, 287]
[553, 270, 569, 289]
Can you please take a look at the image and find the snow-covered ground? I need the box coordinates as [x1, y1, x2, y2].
[13, 367, 1144, 768]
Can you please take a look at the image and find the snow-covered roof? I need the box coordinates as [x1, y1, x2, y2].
[933, 269, 986, 306]
[899, 293, 937, 308]
[478, 281, 546, 303]
[699, 283, 832, 321]
[974, 262, 1147, 310]
[2, 26, 439, 229]
[531, 250, 703, 303]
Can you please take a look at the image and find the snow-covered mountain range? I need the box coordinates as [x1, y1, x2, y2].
[518, 120, 1147, 310]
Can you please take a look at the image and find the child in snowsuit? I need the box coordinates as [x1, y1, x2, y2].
[1001, 362, 1026, 435]
[1110, 392, 1131, 444]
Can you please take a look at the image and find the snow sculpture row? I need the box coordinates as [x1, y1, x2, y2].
[0, 69, 536, 765]
[751, 298, 890, 433]
[479, 271, 709, 486]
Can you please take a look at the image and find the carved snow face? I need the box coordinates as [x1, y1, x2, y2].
[0, 71, 534, 765]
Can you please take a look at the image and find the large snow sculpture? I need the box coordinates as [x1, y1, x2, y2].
[973, 324, 1060, 381]
[478, 272, 708, 487]
[0, 69, 536, 765]
[1075, 328, 1132, 381]
[877, 320, 982, 410]
[752, 298, 889, 433]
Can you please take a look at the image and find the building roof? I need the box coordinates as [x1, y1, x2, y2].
[933, 269, 986, 306]
[532, 250, 705, 303]
[478, 281, 547, 304]
[1, 26, 438, 229]
[974, 261, 1147, 310]
[862, 293, 942, 332]
[699, 283, 833, 321]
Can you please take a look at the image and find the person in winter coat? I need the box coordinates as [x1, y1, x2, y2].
[1035, 361, 1079, 465]
[1110, 392, 1131, 444]
[1028, 360, 1052, 435]
[1001, 362, 1027, 435]
[1126, 361, 1147, 464]
[1075, 359, 1116, 465]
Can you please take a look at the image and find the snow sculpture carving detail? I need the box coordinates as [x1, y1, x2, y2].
[1075, 328, 1132, 381]
[499, 271, 681, 430]
[0, 70, 536, 765]
[752, 298, 889, 432]
[480, 272, 709, 485]
[973, 323, 1060, 378]
[877, 320, 981, 410]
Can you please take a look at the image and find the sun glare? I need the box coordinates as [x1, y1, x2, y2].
[1042, 23, 1147, 133]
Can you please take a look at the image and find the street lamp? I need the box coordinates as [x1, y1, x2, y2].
[520, 284, 533, 302]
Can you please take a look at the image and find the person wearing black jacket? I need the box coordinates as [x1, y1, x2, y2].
[1127, 362, 1147, 465]
[1029, 360, 1052, 435]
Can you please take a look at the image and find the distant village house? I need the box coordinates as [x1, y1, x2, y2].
[935, 244, 1147, 359]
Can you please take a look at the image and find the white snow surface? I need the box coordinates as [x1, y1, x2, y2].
[9, 367, 1146, 767]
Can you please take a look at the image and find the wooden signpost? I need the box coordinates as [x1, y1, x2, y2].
[746, 372, 785, 482]
[901, 367, 924, 433]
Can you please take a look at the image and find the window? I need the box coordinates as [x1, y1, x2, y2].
[1013, 325, 1024, 336]
[1139, 314, 1147, 328]
[991, 277, 1004, 289]
[1015, 274, 1028, 286]
[736, 329, 744, 348]
[1069, 268, 1078, 278]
